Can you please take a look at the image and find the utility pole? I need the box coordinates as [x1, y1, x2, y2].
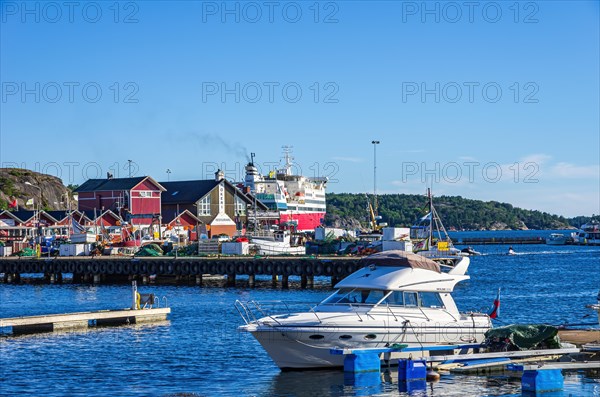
[128, 160, 133, 177]
[371, 140, 380, 216]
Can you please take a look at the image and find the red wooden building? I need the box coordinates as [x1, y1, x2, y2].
[75, 176, 165, 225]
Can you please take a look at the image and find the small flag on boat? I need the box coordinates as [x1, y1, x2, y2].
[26, 198, 34, 206]
[414, 237, 430, 252]
[488, 288, 501, 319]
[72, 218, 87, 234]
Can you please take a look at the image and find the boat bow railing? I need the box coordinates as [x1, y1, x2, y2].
[235, 300, 292, 325]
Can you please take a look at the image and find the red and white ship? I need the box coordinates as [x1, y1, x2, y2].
[244, 147, 327, 232]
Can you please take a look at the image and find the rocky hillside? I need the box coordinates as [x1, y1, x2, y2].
[0, 169, 75, 211]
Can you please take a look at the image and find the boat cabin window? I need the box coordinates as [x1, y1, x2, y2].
[381, 291, 404, 306]
[321, 288, 386, 305]
[419, 292, 445, 308]
[404, 292, 418, 307]
[381, 291, 445, 309]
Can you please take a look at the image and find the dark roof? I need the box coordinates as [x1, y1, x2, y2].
[4, 210, 59, 223]
[82, 210, 122, 221]
[7, 210, 36, 222]
[159, 180, 220, 204]
[45, 211, 71, 221]
[162, 209, 201, 224]
[75, 177, 158, 192]
[0, 210, 24, 221]
[160, 179, 269, 210]
[359, 250, 441, 273]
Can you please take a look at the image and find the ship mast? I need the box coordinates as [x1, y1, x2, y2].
[428, 188, 433, 244]
[428, 188, 450, 245]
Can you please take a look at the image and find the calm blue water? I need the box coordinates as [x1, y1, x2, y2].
[1, 240, 599, 396]
[448, 229, 577, 241]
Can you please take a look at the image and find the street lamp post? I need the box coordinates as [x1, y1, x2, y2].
[371, 140, 380, 216]
[166, 169, 171, 181]
[128, 160, 133, 177]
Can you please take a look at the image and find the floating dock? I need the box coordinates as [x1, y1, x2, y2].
[0, 308, 170, 335]
[331, 343, 597, 394]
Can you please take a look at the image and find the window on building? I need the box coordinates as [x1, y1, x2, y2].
[198, 196, 211, 216]
[235, 196, 246, 215]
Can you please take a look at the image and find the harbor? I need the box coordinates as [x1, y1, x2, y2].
[1, 164, 599, 396]
[1, 243, 599, 396]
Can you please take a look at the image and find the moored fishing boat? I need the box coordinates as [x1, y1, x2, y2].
[411, 189, 466, 265]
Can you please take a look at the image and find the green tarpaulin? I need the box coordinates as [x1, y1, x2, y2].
[484, 324, 561, 351]
[135, 244, 164, 257]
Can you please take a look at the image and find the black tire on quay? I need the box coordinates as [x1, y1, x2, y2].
[200, 262, 209, 274]
[166, 263, 174, 275]
[314, 263, 324, 276]
[235, 262, 245, 274]
[304, 262, 314, 276]
[226, 263, 235, 274]
[268, 262, 276, 275]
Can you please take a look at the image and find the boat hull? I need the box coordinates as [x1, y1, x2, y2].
[244, 319, 490, 369]
[280, 211, 326, 232]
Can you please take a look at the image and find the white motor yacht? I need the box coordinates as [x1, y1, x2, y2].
[571, 221, 600, 245]
[546, 233, 568, 245]
[236, 251, 492, 370]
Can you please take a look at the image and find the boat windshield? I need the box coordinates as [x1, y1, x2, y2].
[321, 288, 387, 305]
[321, 289, 446, 308]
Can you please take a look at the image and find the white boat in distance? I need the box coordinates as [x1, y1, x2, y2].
[572, 221, 600, 245]
[250, 230, 306, 255]
[236, 251, 491, 370]
[546, 233, 567, 245]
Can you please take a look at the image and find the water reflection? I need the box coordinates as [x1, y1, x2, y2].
[262, 369, 600, 397]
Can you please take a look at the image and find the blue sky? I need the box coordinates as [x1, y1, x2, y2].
[1, 1, 599, 217]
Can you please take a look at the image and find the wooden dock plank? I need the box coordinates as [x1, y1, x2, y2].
[0, 308, 170, 327]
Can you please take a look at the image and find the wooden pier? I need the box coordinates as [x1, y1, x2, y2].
[0, 256, 361, 287]
[0, 308, 170, 335]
